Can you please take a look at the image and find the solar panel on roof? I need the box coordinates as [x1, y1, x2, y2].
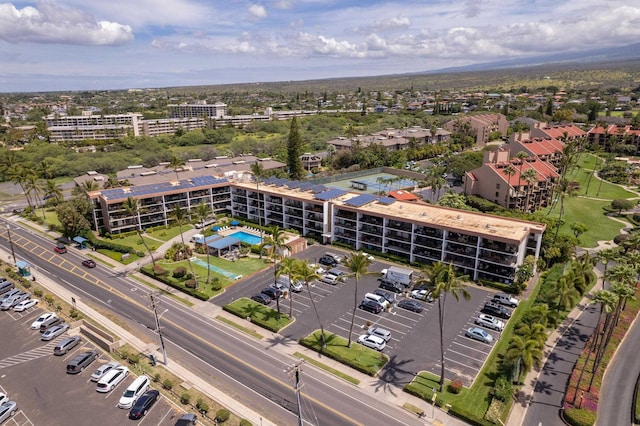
[298, 182, 313, 190]
[287, 180, 301, 189]
[315, 188, 347, 201]
[345, 193, 378, 207]
[378, 197, 397, 205]
[310, 184, 327, 194]
[274, 178, 288, 187]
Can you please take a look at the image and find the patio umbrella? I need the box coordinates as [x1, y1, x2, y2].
[212, 226, 220, 232]
[230, 220, 239, 226]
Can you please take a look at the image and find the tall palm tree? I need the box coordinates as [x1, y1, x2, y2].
[8, 165, 35, 210]
[521, 167, 538, 213]
[547, 276, 580, 314]
[502, 164, 516, 208]
[44, 180, 63, 204]
[418, 262, 470, 391]
[552, 178, 577, 242]
[514, 151, 530, 195]
[172, 205, 197, 288]
[26, 173, 47, 222]
[193, 203, 213, 283]
[166, 155, 185, 180]
[276, 256, 298, 318]
[250, 162, 265, 233]
[122, 196, 156, 269]
[344, 252, 373, 348]
[597, 248, 619, 289]
[505, 335, 543, 384]
[260, 226, 291, 316]
[292, 259, 324, 347]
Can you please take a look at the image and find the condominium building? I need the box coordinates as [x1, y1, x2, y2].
[168, 102, 227, 119]
[45, 112, 143, 142]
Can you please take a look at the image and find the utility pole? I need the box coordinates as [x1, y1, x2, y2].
[286, 360, 305, 426]
[149, 293, 167, 365]
[5, 222, 16, 265]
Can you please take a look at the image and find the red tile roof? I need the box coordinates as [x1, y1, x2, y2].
[388, 190, 419, 201]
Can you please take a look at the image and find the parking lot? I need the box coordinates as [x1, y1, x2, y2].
[214, 245, 513, 386]
[0, 306, 178, 426]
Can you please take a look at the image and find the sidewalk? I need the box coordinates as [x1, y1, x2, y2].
[14, 220, 468, 425]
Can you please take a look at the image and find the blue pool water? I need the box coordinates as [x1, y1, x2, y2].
[228, 230, 262, 245]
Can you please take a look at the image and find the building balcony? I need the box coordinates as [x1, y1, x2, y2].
[335, 210, 357, 220]
[446, 232, 478, 245]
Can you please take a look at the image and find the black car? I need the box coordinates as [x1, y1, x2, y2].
[379, 280, 404, 293]
[251, 293, 272, 305]
[128, 389, 160, 419]
[373, 289, 394, 304]
[82, 259, 97, 268]
[398, 299, 424, 313]
[318, 255, 337, 267]
[261, 287, 282, 299]
[359, 299, 383, 314]
[482, 302, 511, 319]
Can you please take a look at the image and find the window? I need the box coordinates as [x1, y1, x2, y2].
[495, 192, 500, 197]
[496, 183, 501, 189]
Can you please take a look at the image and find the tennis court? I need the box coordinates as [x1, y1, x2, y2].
[326, 172, 417, 194]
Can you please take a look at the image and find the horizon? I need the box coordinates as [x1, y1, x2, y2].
[1, 1, 639, 93]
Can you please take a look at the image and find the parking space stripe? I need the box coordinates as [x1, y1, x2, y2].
[450, 340, 493, 356]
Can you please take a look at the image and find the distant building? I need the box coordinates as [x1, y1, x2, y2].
[443, 113, 509, 146]
[300, 153, 322, 171]
[529, 123, 586, 142]
[45, 112, 142, 142]
[326, 126, 450, 152]
[587, 124, 640, 153]
[168, 101, 227, 119]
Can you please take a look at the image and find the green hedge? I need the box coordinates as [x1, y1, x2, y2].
[222, 299, 292, 332]
[139, 266, 209, 300]
[448, 404, 495, 426]
[562, 407, 596, 426]
[81, 231, 135, 254]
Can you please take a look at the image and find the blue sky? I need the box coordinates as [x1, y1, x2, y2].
[1, 0, 639, 92]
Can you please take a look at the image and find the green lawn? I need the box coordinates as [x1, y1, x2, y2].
[299, 330, 389, 376]
[566, 155, 637, 200]
[223, 297, 293, 332]
[107, 233, 162, 251]
[146, 224, 194, 242]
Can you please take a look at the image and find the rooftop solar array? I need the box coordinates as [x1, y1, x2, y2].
[101, 176, 228, 200]
[315, 188, 348, 201]
[310, 184, 327, 194]
[378, 197, 397, 205]
[287, 180, 302, 189]
[345, 193, 378, 207]
[298, 182, 314, 191]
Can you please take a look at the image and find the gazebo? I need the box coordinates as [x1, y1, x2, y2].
[207, 236, 242, 258]
[16, 260, 31, 277]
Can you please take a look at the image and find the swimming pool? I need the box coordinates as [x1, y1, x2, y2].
[228, 230, 262, 245]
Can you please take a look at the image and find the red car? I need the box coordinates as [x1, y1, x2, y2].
[54, 243, 67, 254]
[82, 259, 96, 268]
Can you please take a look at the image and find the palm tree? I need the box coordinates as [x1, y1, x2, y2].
[277, 256, 298, 318]
[521, 168, 538, 213]
[418, 262, 470, 391]
[547, 276, 580, 314]
[193, 203, 213, 283]
[260, 226, 291, 316]
[344, 252, 373, 347]
[26, 173, 47, 222]
[166, 155, 185, 180]
[552, 178, 577, 242]
[502, 164, 516, 208]
[598, 248, 619, 289]
[292, 259, 325, 347]
[44, 180, 63, 204]
[8, 165, 35, 210]
[250, 162, 265, 233]
[505, 335, 543, 384]
[514, 151, 530, 195]
[122, 196, 156, 269]
[172, 205, 197, 288]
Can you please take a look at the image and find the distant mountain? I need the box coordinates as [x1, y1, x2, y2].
[426, 43, 640, 74]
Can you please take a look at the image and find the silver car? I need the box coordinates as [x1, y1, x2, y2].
[41, 323, 69, 341]
[0, 400, 18, 423]
[91, 361, 121, 382]
[0, 292, 29, 310]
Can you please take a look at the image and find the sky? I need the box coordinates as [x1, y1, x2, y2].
[1, 0, 639, 93]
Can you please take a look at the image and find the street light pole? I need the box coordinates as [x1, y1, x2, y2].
[6, 223, 16, 265]
[149, 293, 167, 365]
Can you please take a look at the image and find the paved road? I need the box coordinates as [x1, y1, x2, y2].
[522, 301, 599, 426]
[596, 307, 640, 426]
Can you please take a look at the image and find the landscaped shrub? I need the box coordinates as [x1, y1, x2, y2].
[185, 279, 197, 288]
[614, 233, 630, 245]
[180, 393, 191, 405]
[563, 407, 596, 426]
[44, 294, 54, 305]
[448, 404, 494, 426]
[153, 373, 161, 382]
[127, 353, 140, 364]
[186, 272, 193, 280]
[140, 266, 209, 300]
[173, 266, 187, 278]
[239, 420, 252, 426]
[215, 409, 230, 423]
[33, 287, 43, 297]
[491, 376, 513, 402]
[153, 265, 169, 276]
[448, 379, 463, 394]
[211, 278, 221, 291]
[162, 379, 173, 390]
[196, 398, 209, 414]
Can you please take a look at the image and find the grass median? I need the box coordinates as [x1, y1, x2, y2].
[299, 330, 388, 376]
[222, 297, 293, 332]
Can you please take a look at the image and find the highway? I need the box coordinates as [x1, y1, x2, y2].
[0, 220, 424, 426]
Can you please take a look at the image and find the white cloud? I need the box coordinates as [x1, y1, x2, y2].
[248, 4, 267, 20]
[369, 16, 411, 32]
[0, 1, 133, 45]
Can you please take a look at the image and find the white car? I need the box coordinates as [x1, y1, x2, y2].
[96, 366, 129, 393]
[13, 298, 38, 312]
[465, 327, 494, 344]
[475, 314, 505, 331]
[31, 312, 56, 330]
[357, 334, 386, 351]
[0, 392, 6, 405]
[410, 289, 433, 302]
[309, 263, 325, 275]
[91, 361, 121, 382]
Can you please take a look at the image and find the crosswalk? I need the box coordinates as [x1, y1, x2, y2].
[0, 340, 58, 370]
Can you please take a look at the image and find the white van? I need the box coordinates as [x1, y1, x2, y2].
[364, 293, 390, 309]
[117, 375, 150, 408]
[492, 293, 519, 308]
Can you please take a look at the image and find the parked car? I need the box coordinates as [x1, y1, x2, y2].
[67, 350, 99, 373]
[397, 299, 424, 313]
[54, 242, 67, 254]
[30, 312, 56, 330]
[41, 323, 69, 341]
[410, 289, 433, 302]
[367, 326, 392, 342]
[261, 287, 282, 299]
[482, 302, 511, 319]
[373, 289, 394, 305]
[320, 274, 340, 285]
[0, 288, 20, 302]
[175, 413, 198, 425]
[0, 393, 6, 405]
[96, 366, 129, 393]
[318, 255, 337, 267]
[465, 327, 494, 344]
[379, 280, 404, 293]
[0, 280, 14, 295]
[0, 292, 29, 310]
[13, 298, 38, 312]
[274, 275, 303, 292]
[54, 335, 82, 355]
[39, 316, 63, 332]
[358, 299, 383, 314]
[492, 293, 519, 308]
[475, 314, 505, 331]
[118, 375, 151, 408]
[0, 400, 17, 424]
[324, 252, 344, 263]
[357, 334, 386, 351]
[82, 259, 97, 268]
[250, 293, 271, 305]
[128, 389, 160, 419]
[91, 361, 121, 382]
